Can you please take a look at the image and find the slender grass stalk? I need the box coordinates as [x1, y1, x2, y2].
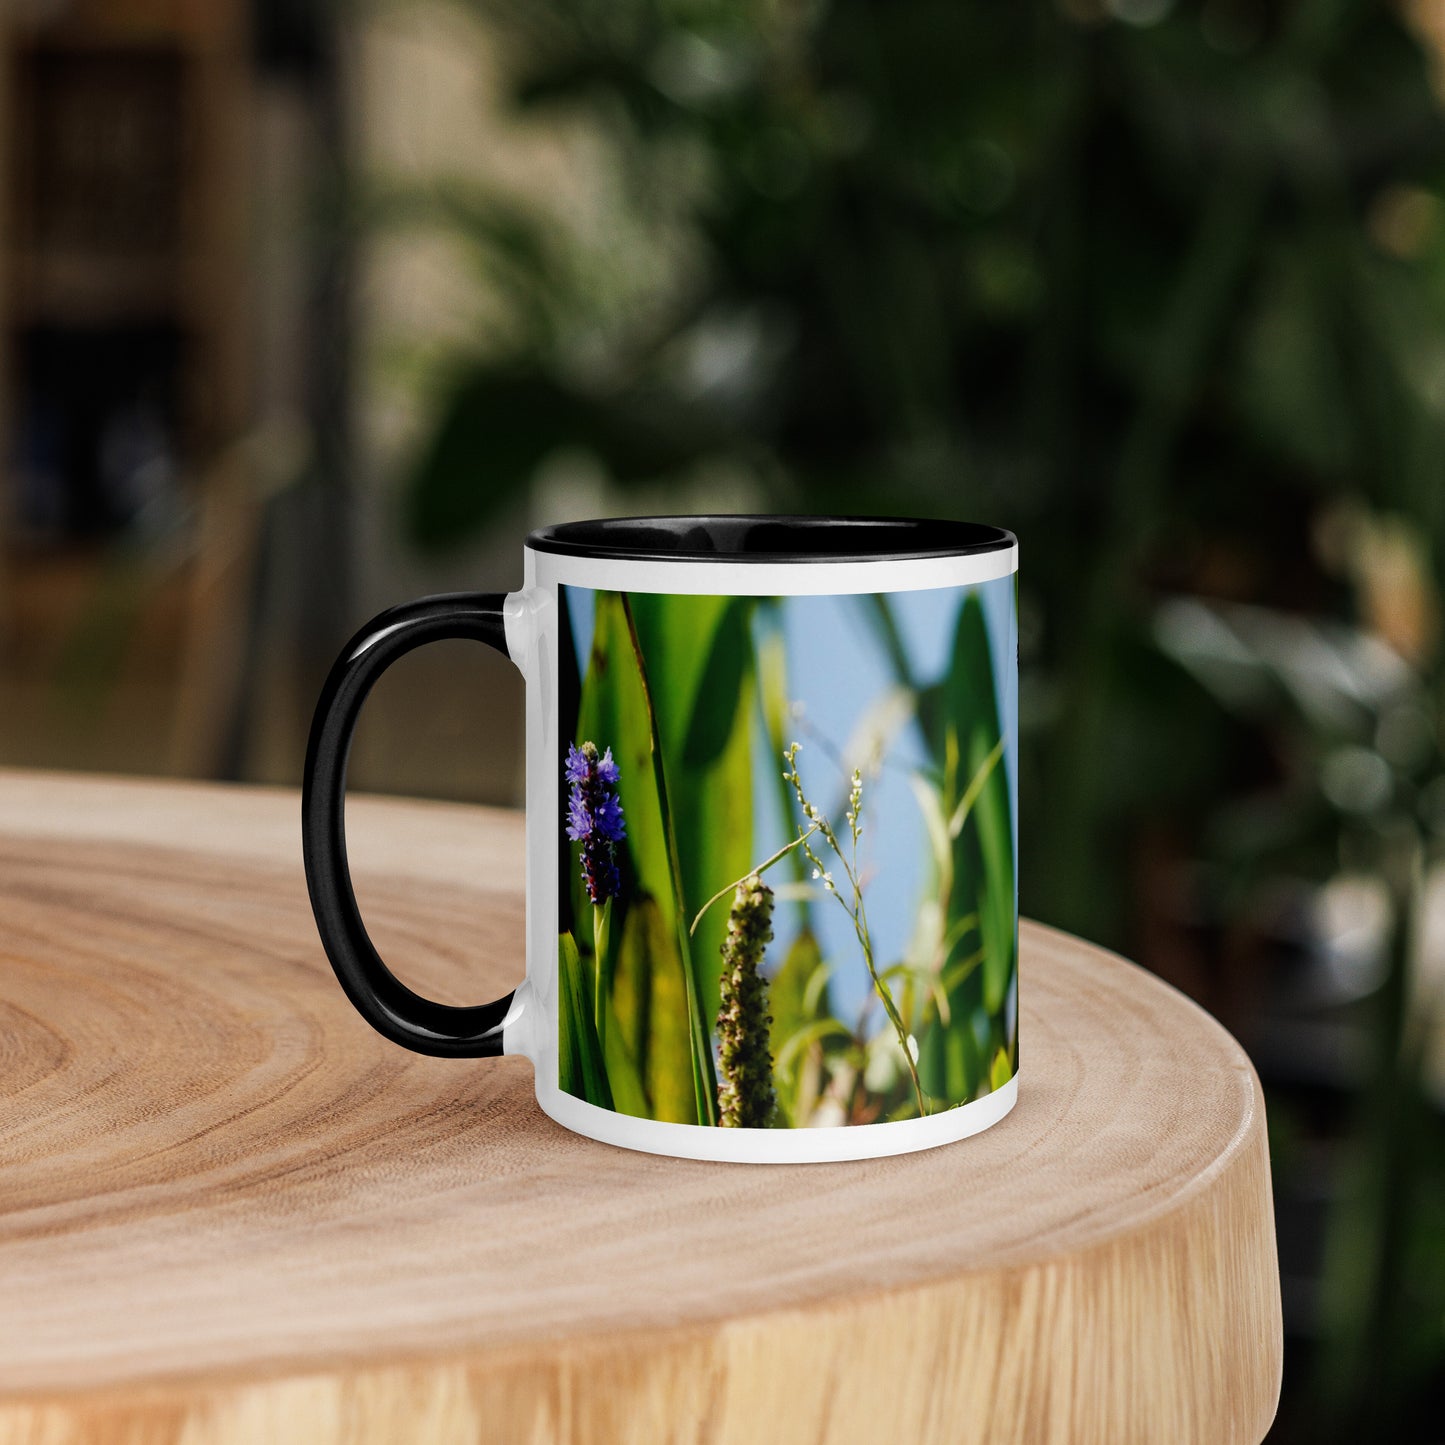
[689, 826, 819, 936]
[619, 594, 720, 1126]
[592, 898, 611, 1061]
[784, 743, 928, 1117]
[949, 736, 1004, 837]
[849, 876, 927, 1117]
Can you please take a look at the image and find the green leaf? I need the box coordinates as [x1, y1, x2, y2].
[558, 932, 613, 1109]
[609, 894, 698, 1123]
[767, 927, 842, 1127]
[774, 1017, 853, 1075]
[601, 1027, 651, 1120]
[624, 594, 757, 1044]
[768, 929, 829, 1055]
[573, 590, 752, 1125]
[575, 593, 708, 1120]
[908, 771, 954, 900]
[942, 595, 1016, 1017]
[575, 592, 672, 917]
[989, 1046, 1014, 1094]
[917, 592, 1016, 1103]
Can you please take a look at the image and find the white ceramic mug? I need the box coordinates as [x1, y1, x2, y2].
[303, 515, 1018, 1162]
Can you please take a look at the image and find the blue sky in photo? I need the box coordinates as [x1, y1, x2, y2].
[564, 578, 1017, 1023]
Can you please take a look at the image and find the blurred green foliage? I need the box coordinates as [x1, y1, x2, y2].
[382, 0, 1445, 1436]
[391, 0, 1445, 928]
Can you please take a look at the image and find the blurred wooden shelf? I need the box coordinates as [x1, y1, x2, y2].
[0, 0, 251, 556]
[4, 250, 186, 325]
[0, 772, 1282, 1445]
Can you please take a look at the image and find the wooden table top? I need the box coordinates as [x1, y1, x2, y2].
[0, 771, 1281, 1445]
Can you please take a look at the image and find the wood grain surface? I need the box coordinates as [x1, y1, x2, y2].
[0, 771, 1282, 1445]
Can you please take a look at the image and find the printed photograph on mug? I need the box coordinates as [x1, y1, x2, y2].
[556, 580, 1018, 1128]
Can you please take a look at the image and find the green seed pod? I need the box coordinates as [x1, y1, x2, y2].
[717, 874, 777, 1128]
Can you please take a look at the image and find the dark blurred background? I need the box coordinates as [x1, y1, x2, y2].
[4, 0, 1445, 1434]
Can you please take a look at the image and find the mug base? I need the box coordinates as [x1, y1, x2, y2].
[534, 1073, 1019, 1163]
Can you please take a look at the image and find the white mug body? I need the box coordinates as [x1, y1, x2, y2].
[497, 523, 1019, 1162]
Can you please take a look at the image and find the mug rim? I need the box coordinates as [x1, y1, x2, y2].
[526, 514, 1014, 564]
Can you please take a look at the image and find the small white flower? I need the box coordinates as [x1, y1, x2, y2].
[812, 868, 821, 880]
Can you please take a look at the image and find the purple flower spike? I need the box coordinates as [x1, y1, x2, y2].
[565, 740, 626, 904]
[564, 742, 591, 785]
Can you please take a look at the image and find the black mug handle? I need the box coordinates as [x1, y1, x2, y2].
[302, 593, 518, 1057]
